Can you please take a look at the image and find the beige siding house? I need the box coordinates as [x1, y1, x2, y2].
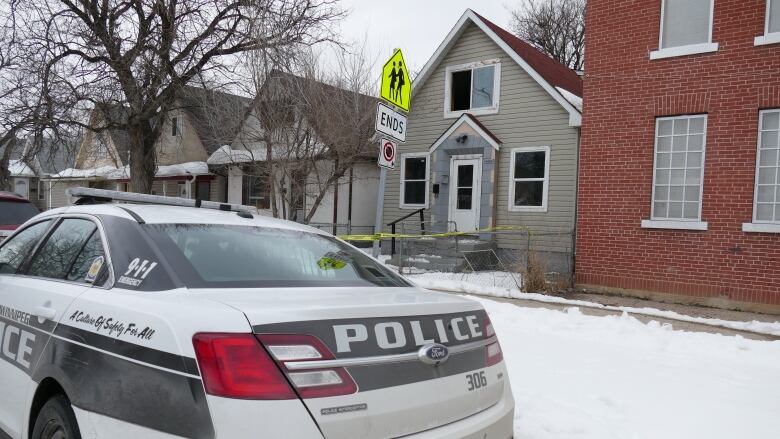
[42, 87, 250, 208]
[381, 10, 583, 272]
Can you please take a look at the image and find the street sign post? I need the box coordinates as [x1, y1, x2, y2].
[375, 102, 407, 143]
[380, 49, 411, 113]
[378, 138, 397, 170]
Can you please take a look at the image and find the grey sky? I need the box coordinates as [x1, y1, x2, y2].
[332, 1, 513, 77]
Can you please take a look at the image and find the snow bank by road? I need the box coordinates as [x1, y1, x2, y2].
[407, 273, 780, 336]
[474, 295, 780, 439]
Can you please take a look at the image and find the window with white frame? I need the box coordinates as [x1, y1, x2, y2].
[651, 0, 717, 59]
[651, 115, 707, 221]
[753, 110, 780, 223]
[509, 146, 549, 212]
[171, 116, 183, 137]
[94, 136, 109, 159]
[756, 0, 780, 45]
[445, 61, 500, 117]
[400, 154, 429, 208]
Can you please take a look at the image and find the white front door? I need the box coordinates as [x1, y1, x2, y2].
[448, 156, 482, 232]
[13, 178, 29, 199]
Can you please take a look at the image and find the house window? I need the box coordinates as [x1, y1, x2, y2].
[753, 110, 780, 224]
[243, 173, 270, 209]
[177, 182, 188, 198]
[651, 0, 717, 59]
[756, 0, 780, 45]
[400, 154, 429, 208]
[445, 61, 500, 117]
[38, 179, 45, 200]
[196, 180, 211, 201]
[509, 146, 549, 212]
[171, 116, 182, 137]
[651, 115, 707, 222]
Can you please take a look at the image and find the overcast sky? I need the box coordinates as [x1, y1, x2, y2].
[328, 0, 514, 78]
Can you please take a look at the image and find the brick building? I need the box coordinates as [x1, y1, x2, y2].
[577, 0, 780, 311]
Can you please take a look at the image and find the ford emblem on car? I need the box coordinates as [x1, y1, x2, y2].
[418, 343, 450, 365]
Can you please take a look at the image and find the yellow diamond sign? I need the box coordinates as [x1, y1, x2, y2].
[380, 49, 411, 113]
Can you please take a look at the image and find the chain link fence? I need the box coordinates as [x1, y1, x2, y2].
[387, 221, 574, 295]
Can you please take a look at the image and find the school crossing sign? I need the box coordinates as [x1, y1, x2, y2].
[380, 49, 411, 113]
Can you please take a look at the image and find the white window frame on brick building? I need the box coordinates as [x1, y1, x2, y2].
[444, 60, 501, 118]
[744, 109, 780, 233]
[642, 115, 709, 231]
[400, 153, 430, 209]
[756, 0, 780, 46]
[508, 146, 550, 213]
[650, 0, 718, 60]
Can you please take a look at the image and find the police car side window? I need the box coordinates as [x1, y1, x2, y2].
[0, 220, 51, 274]
[67, 231, 106, 285]
[27, 219, 97, 281]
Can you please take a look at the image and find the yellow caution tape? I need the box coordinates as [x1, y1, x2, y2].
[337, 226, 533, 242]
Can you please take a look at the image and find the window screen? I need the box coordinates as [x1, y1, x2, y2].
[472, 66, 495, 109]
[652, 115, 707, 221]
[755, 110, 780, 223]
[402, 156, 427, 206]
[661, 0, 712, 49]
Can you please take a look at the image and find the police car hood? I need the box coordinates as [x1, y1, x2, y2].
[191, 287, 506, 439]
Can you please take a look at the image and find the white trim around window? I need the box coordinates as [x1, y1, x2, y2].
[645, 115, 708, 230]
[400, 152, 430, 209]
[650, 0, 718, 60]
[744, 109, 780, 233]
[508, 146, 550, 213]
[755, 0, 780, 46]
[443, 60, 501, 119]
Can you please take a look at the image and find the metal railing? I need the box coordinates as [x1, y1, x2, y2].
[386, 208, 426, 256]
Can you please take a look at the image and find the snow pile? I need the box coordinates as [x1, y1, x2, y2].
[474, 296, 780, 439]
[407, 273, 780, 337]
[556, 86, 583, 111]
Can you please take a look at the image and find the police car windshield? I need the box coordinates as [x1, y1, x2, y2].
[147, 224, 410, 288]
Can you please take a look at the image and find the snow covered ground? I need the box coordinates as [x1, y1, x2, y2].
[473, 295, 780, 439]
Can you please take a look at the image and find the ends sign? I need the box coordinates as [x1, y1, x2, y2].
[375, 102, 407, 143]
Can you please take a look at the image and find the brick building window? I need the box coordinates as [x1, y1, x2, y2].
[651, 0, 717, 60]
[509, 146, 549, 212]
[756, 0, 780, 45]
[400, 153, 429, 209]
[650, 115, 707, 223]
[753, 110, 780, 224]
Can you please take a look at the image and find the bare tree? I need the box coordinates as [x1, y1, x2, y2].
[15, 0, 343, 193]
[509, 0, 586, 71]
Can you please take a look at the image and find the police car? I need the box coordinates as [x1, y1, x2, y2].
[0, 188, 514, 439]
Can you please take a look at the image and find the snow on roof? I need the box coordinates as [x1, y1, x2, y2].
[556, 87, 583, 112]
[49, 161, 210, 180]
[8, 160, 36, 177]
[207, 145, 268, 165]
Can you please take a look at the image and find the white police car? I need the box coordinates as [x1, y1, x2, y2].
[0, 188, 514, 439]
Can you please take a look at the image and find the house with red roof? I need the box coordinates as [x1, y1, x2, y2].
[380, 9, 582, 274]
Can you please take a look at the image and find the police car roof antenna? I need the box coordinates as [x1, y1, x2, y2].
[66, 187, 258, 218]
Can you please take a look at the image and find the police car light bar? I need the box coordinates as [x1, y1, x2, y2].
[66, 187, 259, 215]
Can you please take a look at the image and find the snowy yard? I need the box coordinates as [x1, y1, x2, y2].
[474, 295, 780, 439]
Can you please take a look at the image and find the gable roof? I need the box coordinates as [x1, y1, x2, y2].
[177, 86, 252, 155]
[412, 9, 582, 127]
[430, 114, 502, 153]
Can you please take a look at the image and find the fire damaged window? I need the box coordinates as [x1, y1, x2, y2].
[509, 147, 549, 212]
[446, 62, 499, 116]
[401, 154, 429, 208]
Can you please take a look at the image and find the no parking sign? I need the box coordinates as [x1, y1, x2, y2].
[378, 138, 396, 170]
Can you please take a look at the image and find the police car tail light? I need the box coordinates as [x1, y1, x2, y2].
[257, 334, 358, 399]
[484, 317, 504, 367]
[192, 333, 296, 400]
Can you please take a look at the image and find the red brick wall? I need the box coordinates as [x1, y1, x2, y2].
[577, 0, 780, 306]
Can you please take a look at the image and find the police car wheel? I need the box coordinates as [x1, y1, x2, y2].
[31, 395, 82, 439]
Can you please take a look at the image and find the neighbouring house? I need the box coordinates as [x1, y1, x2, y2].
[380, 9, 582, 273]
[208, 70, 380, 234]
[1, 137, 77, 210]
[577, 0, 780, 310]
[43, 86, 251, 208]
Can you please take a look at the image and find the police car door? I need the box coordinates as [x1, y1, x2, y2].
[0, 217, 106, 438]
